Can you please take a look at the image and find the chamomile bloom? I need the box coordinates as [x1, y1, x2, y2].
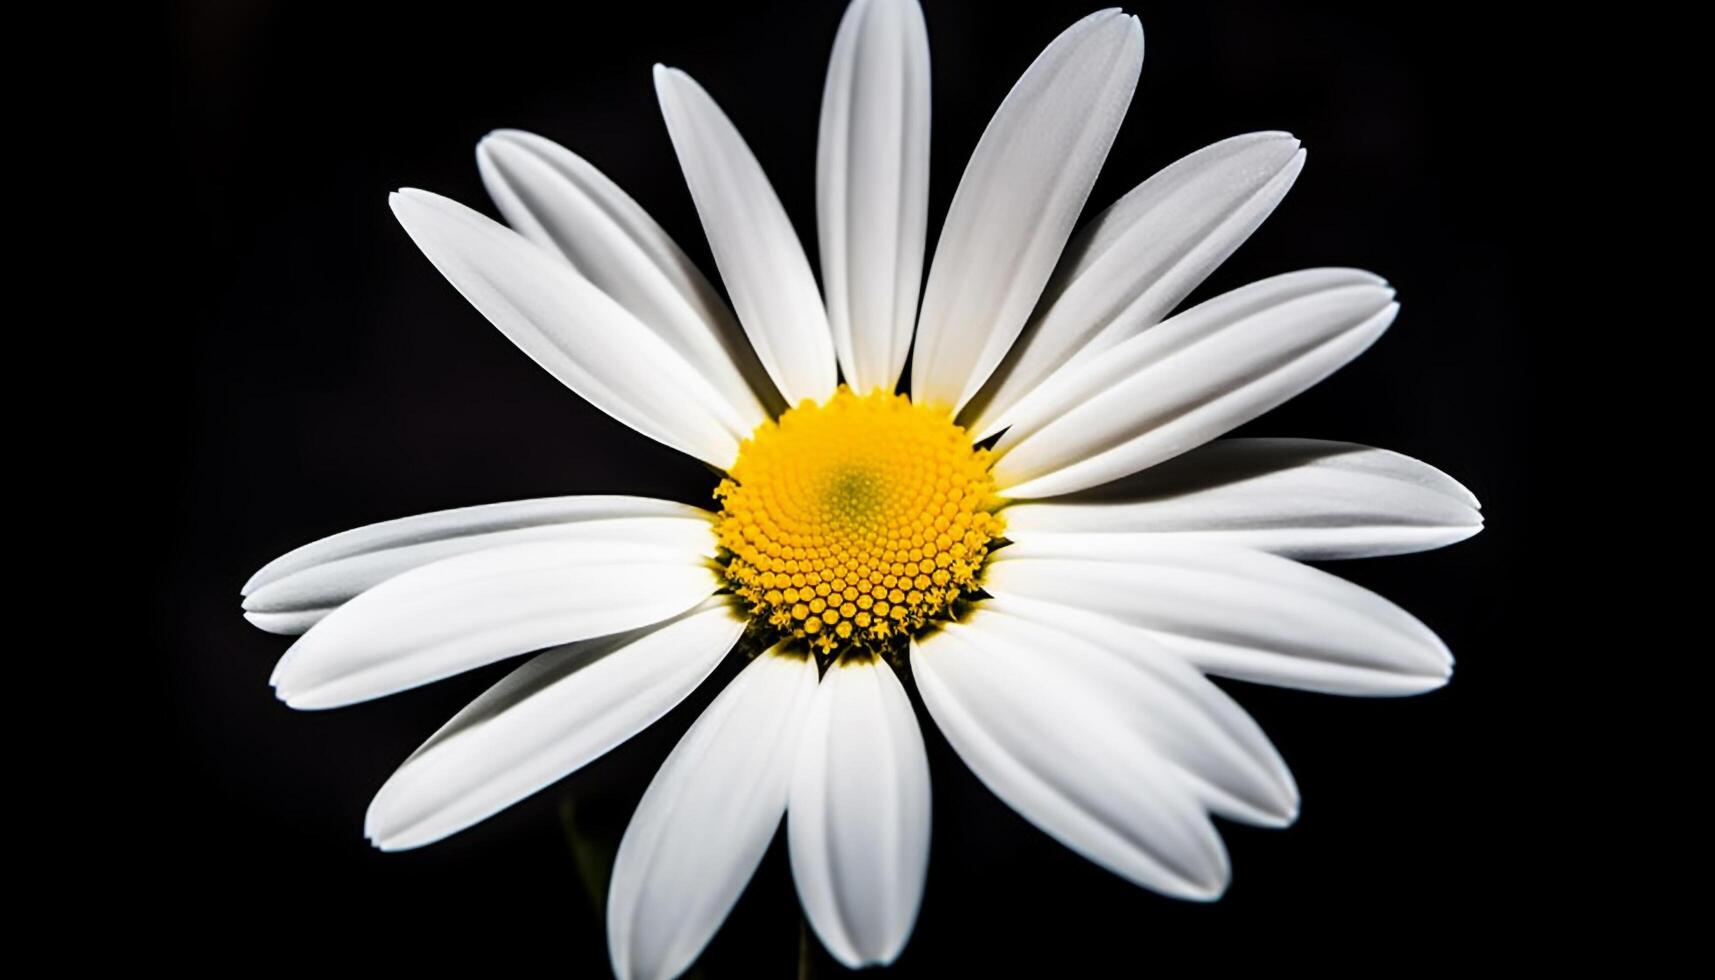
[242, 2, 1481, 977]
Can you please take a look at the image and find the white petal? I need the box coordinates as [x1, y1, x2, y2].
[1002, 438, 1482, 560]
[366, 599, 746, 851]
[973, 597, 1297, 827]
[984, 542, 1453, 696]
[243, 608, 334, 634]
[817, 0, 931, 393]
[912, 609, 1230, 900]
[788, 655, 930, 967]
[270, 539, 721, 709]
[607, 648, 819, 980]
[911, 10, 1143, 411]
[654, 66, 837, 407]
[478, 129, 780, 415]
[966, 133, 1306, 438]
[242, 496, 714, 634]
[390, 189, 756, 467]
[992, 269, 1399, 498]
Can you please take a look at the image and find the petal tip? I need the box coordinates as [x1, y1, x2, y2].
[1461, 484, 1485, 512]
[388, 187, 435, 218]
[838, 945, 908, 971]
[242, 609, 301, 636]
[1407, 643, 1455, 693]
[1364, 299, 1401, 334]
[1448, 520, 1485, 548]
[272, 669, 341, 711]
[473, 139, 502, 171]
[1170, 865, 1231, 903]
[280, 691, 337, 711]
[1074, 7, 1133, 37]
[478, 127, 526, 147]
[1120, 12, 1145, 49]
[369, 834, 410, 854]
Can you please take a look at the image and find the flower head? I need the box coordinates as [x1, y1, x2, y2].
[243, 2, 1481, 977]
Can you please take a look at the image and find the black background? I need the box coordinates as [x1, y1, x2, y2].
[162, 0, 1548, 972]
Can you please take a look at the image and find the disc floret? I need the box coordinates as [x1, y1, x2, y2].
[714, 386, 1005, 654]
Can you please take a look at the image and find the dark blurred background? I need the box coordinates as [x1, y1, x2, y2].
[161, 0, 1546, 973]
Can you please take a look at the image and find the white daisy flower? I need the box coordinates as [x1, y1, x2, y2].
[242, 1, 1482, 977]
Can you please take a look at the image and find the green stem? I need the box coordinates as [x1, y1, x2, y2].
[798, 909, 816, 980]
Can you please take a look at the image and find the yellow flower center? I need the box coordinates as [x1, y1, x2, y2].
[715, 386, 1005, 654]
